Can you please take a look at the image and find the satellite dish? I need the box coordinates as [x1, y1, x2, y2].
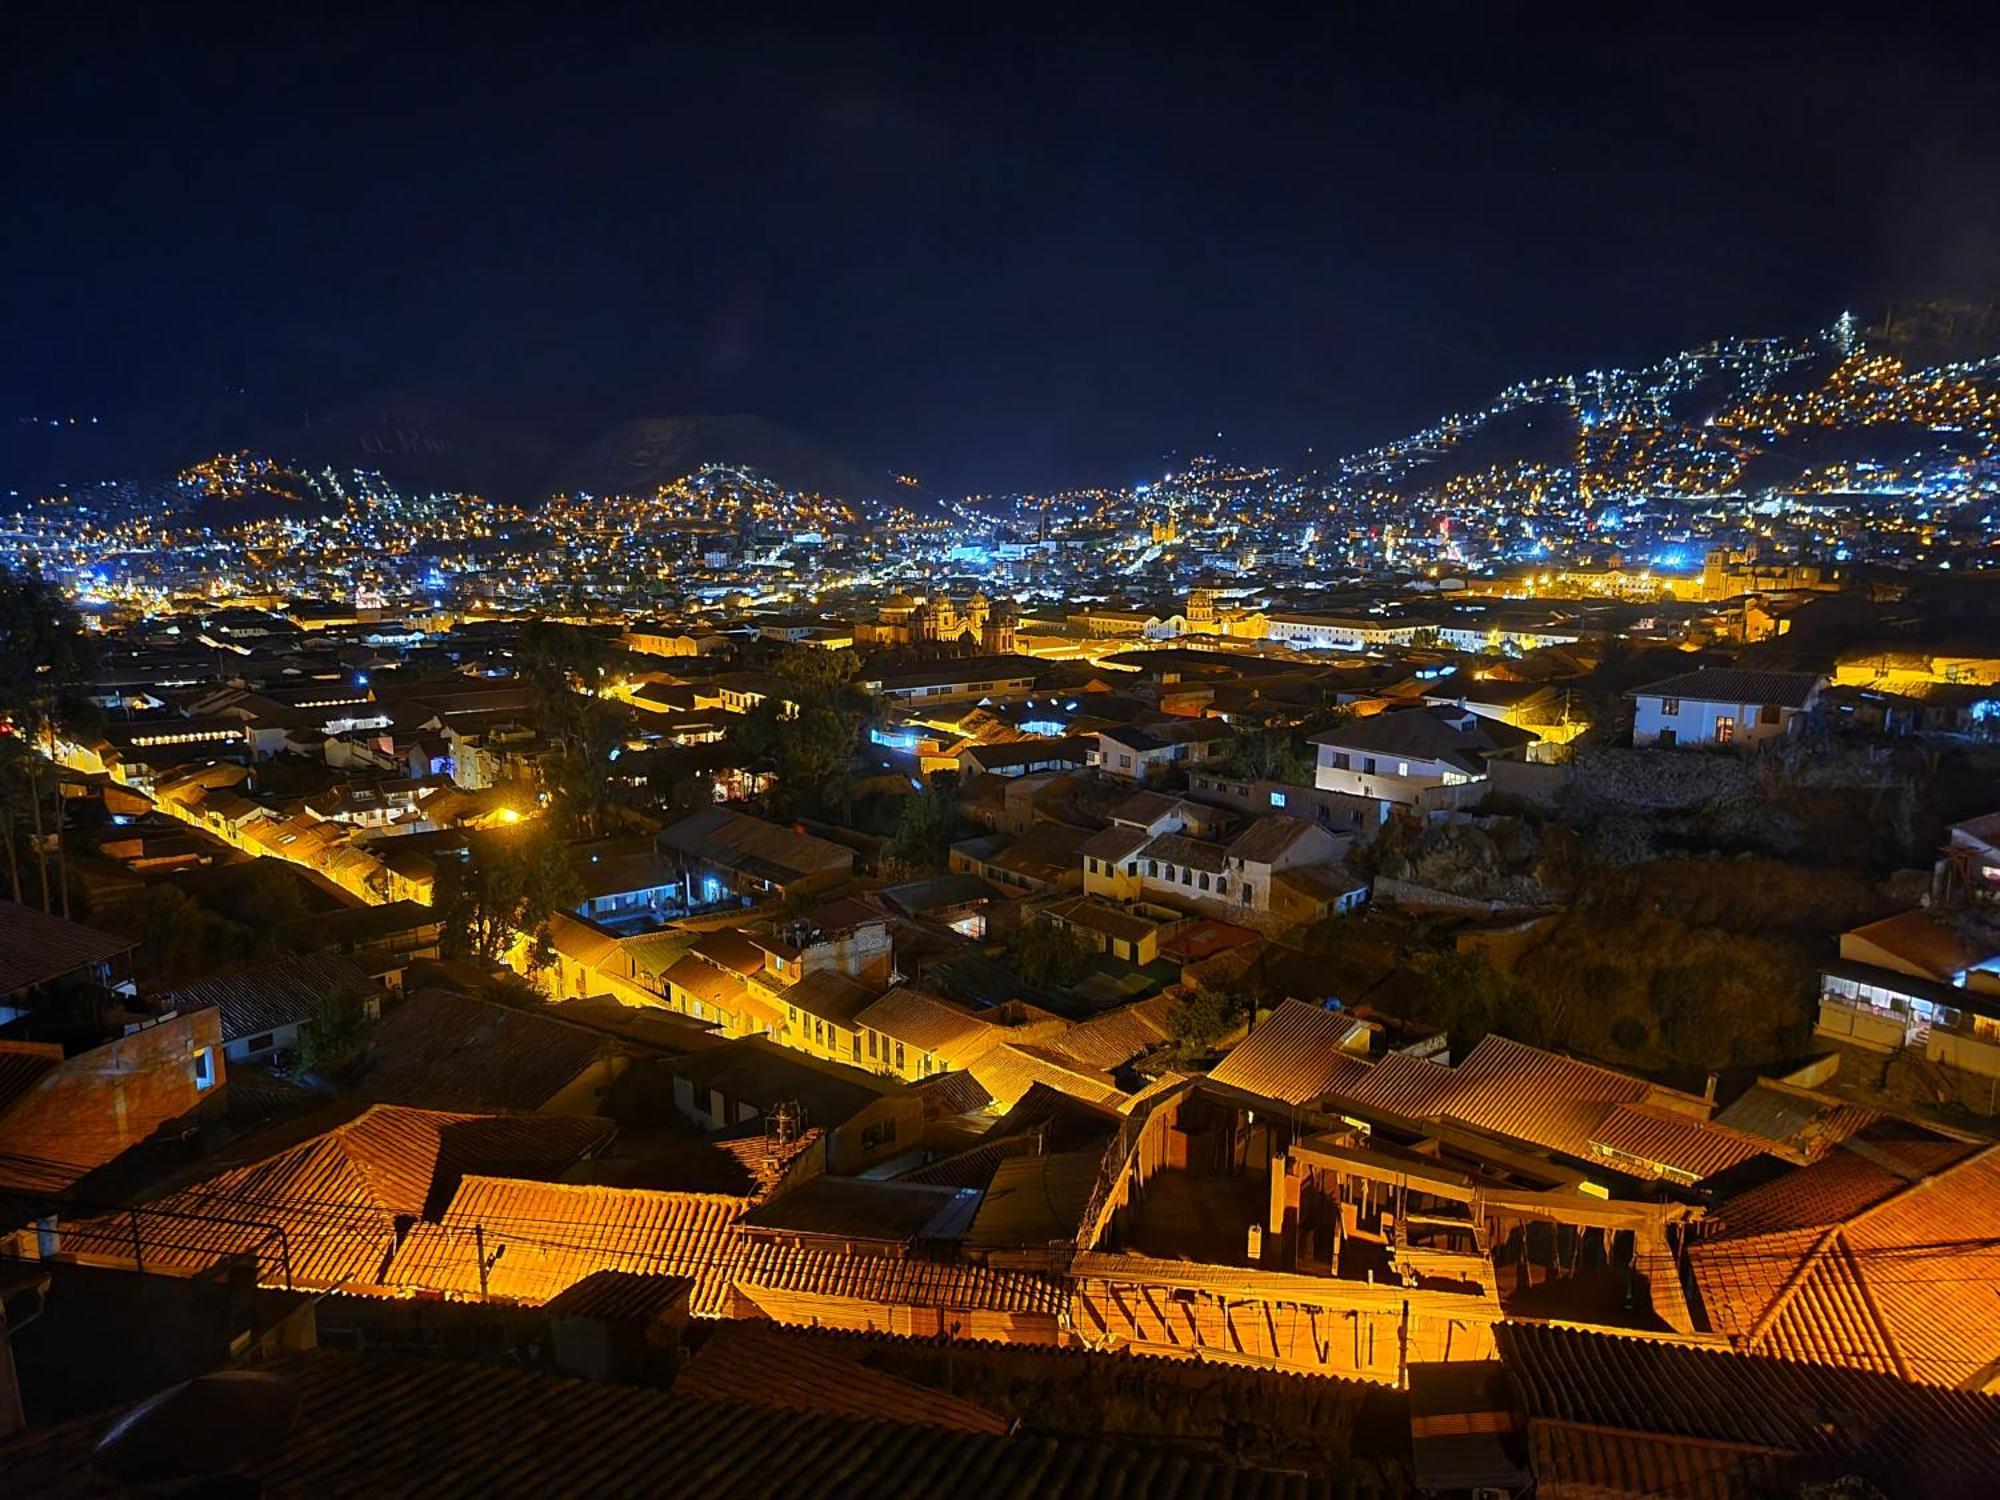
[93, 1369, 301, 1482]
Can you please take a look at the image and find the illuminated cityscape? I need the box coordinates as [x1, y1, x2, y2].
[2, 8, 1999, 1498]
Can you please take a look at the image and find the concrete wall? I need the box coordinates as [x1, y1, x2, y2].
[1634, 695, 1805, 748]
[1927, 1028, 2000, 1080]
[1814, 998, 1909, 1052]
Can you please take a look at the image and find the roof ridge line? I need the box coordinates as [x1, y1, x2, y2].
[1831, 1230, 1913, 1385]
[1744, 1223, 1844, 1348]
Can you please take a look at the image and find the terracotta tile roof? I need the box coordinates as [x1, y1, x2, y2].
[1498, 1321, 2000, 1496]
[1076, 825, 1149, 862]
[1043, 995, 1176, 1073]
[0, 1348, 1329, 1498]
[1690, 1141, 2000, 1387]
[855, 986, 1000, 1060]
[1139, 831, 1232, 875]
[542, 1268, 692, 1322]
[382, 1174, 749, 1310]
[676, 1320, 1011, 1434]
[738, 1175, 980, 1245]
[907, 1068, 995, 1117]
[968, 1042, 1128, 1113]
[1223, 816, 1316, 867]
[0, 1044, 62, 1117]
[1206, 1000, 1374, 1105]
[1529, 1418, 1798, 1498]
[350, 988, 614, 1112]
[56, 1106, 612, 1290]
[781, 966, 880, 1027]
[1628, 667, 1825, 708]
[662, 952, 752, 1010]
[1844, 908, 1996, 981]
[1108, 789, 1188, 827]
[1705, 1136, 1972, 1238]
[690, 927, 768, 975]
[0, 901, 132, 993]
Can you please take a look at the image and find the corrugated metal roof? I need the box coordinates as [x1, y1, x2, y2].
[1206, 1000, 1373, 1105]
[1586, 1103, 1768, 1183]
[733, 1239, 1071, 1316]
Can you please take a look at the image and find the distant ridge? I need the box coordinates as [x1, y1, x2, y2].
[549, 413, 913, 505]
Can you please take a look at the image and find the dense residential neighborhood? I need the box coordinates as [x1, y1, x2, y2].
[0, 550, 1995, 1497]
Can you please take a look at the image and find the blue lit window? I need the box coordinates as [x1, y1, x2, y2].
[1269, 791, 1287, 808]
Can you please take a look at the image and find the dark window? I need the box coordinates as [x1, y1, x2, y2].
[247, 1032, 275, 1054]
[1661, 697, 1680, 715]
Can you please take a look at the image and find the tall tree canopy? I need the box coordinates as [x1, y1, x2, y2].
[517, 622, 626, 836]
[435, 820, 582, 970]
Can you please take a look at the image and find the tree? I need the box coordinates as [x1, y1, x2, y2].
[1414, 947, 1562, 1060]
[517, 622, 625, 836]
[1221, 726, 1311, 785]
[435, 822, 582, 968]
[114, 885, 237, 984]
[885, 781, 957, 876]
[0, 569, 98, 917]
[236, 864, 310, 955]
[1007, 918, 1092, 989]
[749, 646, 877, 819]
[298, 986, 371, 1079]
[1167, 976, 1252, 1063]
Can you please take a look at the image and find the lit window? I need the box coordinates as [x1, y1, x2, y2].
[1269, 791, 1286, 808]
[1397, 761, 1410, 777]
[1661, 697, 1680, 716]
[192, 1047, 215, 1092]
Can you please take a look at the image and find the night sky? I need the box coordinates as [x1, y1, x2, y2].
[7, 6, 1999, 496]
